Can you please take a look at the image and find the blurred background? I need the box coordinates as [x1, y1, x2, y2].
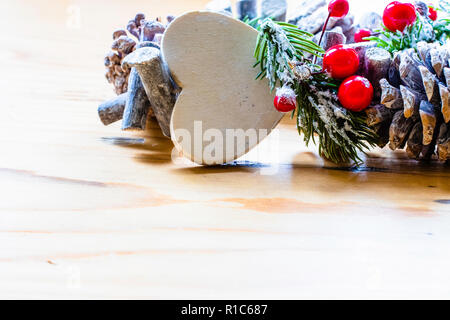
[0, 0, 440, 107]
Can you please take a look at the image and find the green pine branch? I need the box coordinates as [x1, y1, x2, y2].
[253, 19, 377, 165]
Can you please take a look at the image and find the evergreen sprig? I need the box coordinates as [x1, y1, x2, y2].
[253, 19, 377, 165]
[434, 18, 450, 42]
[294, 82, 377, 164]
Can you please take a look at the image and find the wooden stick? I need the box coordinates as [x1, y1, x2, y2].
[380, 78, 403, 109]
[364, 48, 391, 100]
[120, 42, 158, 131]
[98, 93, 128, 126]
[123, 46, 177, 138]
[121, 68, 151, 131]
[419, 100, 437, 146]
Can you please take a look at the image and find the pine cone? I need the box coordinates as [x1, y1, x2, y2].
[104, 31, 137, 95]
[104, 13, 173, 95]
[365, 41, 450, 162]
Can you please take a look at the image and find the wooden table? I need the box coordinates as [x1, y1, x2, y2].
[1, 0, 449, 299]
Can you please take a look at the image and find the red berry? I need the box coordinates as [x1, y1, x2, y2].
[274, 96, 296, 113]
[354, 28, 372, 43]
[338, 76, 373, 112]
[429, 5, 438, 21]
[328, 0, 349, 18]
[383, 1, 417, 33]
[274, 87, 297, 113]
[323, 45, 359, 80]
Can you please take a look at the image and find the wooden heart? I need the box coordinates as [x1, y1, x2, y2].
[162, 11, 283, 165]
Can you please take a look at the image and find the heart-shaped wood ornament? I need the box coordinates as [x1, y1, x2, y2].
[162, 11, 283, 165]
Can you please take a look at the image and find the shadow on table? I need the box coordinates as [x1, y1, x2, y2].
[101, 119, 174, 165]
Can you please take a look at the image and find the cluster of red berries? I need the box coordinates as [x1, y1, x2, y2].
[382, 1, 438, 31]
[323, 45, 373, 112]
[354, 1, 438, 43]
[322, 0, 373, 112]
[274, 1, 439, 114]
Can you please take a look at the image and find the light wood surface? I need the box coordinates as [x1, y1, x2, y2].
[1, 0, 449, 299]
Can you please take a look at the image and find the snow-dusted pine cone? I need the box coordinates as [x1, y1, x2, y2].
[365, 41, 450, 162]
[104, 30, 136, 95]
[104, 13, 174, 95]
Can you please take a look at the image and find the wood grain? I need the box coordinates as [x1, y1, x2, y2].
[0, 0, 449, 299]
